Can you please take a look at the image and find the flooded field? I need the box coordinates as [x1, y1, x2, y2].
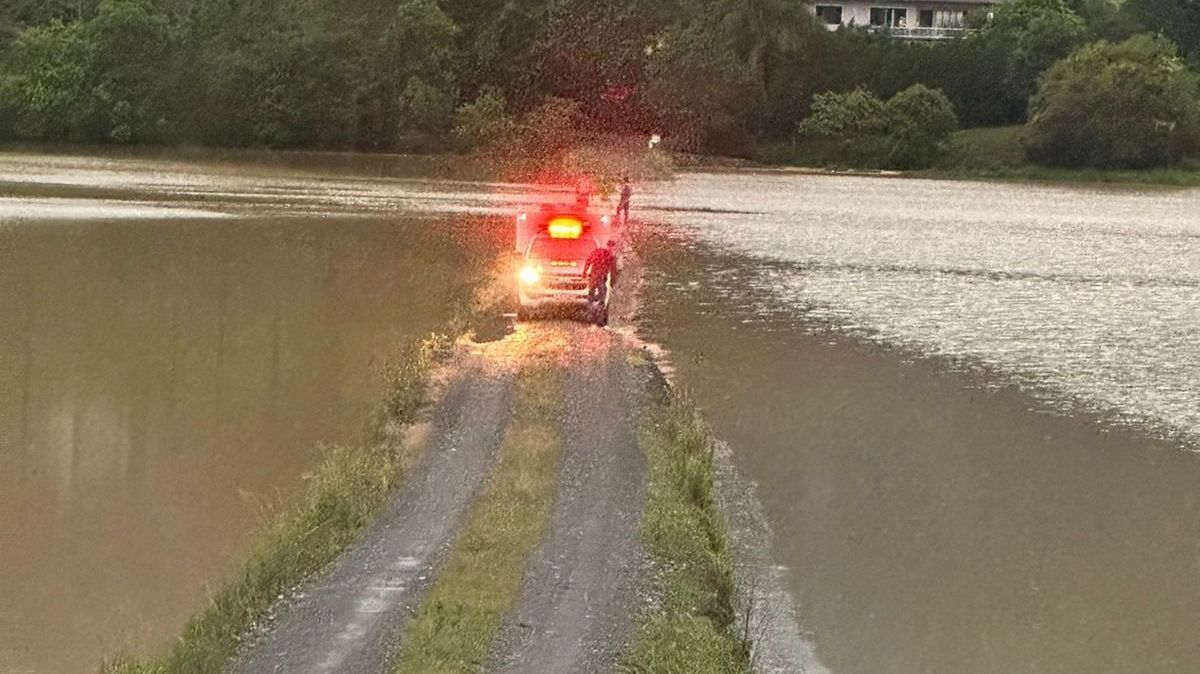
[642, 173, 1200, 443]
[636, 173, 1200, 673]
[8, 149, 1200, 673]
[0, 150, 503, 673]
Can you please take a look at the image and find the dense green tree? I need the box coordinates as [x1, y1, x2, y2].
[526, 0, 653, 131]
[84, 0, 175, 142]
[642, 18, 756, 153]
[714, 0, 810, 94]
[441, 0, 551, 109]
[1024, 35, 1200, 167]
[369, 0, 459, 150]
[0, 0, 1194, 166]
[1121, 0, 1200, 63]
[2, 20, 91, 139]
[1071, 0, 1143, 41]
[511, 96, 585, 157]
[1, 0, 101, 33]
[976, 0, 1088, 118]
[452, 87, 514, 151]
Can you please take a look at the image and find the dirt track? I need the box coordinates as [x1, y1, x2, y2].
[232, 318, 650, 674]
[486, 332, 648, 673]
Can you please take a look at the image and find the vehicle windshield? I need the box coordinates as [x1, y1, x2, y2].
[528, 236, 596, 262]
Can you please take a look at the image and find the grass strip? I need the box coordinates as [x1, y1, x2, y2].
[920, 165, 1200, 187]
[391, 364, 564, 674]
[625, 370, 750, 674]
[102, 336, 448, 674]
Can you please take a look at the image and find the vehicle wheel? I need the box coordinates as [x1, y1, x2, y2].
[517, 306, 532, 321]
[595, 306, 609, 327]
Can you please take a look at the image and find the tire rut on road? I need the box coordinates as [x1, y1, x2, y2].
[487, 329, 648, 674]
[231, 358, 512, 674]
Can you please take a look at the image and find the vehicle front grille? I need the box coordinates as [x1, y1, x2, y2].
[544, 276, 587, 291]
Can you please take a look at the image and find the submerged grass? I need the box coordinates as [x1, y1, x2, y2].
[101, 336, 449, 674]
[625, 369, 750, 674]
[391, 364, 564, 674]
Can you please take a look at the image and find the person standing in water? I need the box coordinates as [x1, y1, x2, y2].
[616, 177, 632, 224]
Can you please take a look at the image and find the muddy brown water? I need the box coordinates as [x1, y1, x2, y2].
[0, 149, 505, 673]
[638, 231, 1200, 674]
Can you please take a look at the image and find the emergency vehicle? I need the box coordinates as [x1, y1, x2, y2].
[515, 203, 615, 325]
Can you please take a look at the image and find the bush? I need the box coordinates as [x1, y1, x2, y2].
[797, 87, 887, 166]
[798, 84, 958, 169]
[884, 84, 959, 168]
[799, 87, 887, 140]
[1023, 34, 1200, 168]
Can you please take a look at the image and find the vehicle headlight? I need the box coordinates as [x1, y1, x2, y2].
[519, 265, 541, 285]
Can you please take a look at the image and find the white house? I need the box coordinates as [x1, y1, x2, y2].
[811, 0, 1002, 39]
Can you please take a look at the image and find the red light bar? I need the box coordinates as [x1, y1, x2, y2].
[547, 217, 584, 239]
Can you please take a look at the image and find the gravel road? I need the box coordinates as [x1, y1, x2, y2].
[486, 328, 648, 674]
[232, 235, 654, 674]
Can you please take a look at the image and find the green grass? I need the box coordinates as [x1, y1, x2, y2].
[753, 137, 847, 169]
[391, 364, 564, 674]
[101, 336, 448, 674]
[936, 126, 1027, 171]
[928, 125, 1200, 186]
[625, 369, 750, 674]
[925, 163, 1200, 186]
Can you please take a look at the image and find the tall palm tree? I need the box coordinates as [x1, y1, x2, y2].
[716, 0, 810, 93]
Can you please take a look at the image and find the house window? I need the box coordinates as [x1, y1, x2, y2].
[869, 7, 908, 27]
[919, 9, 934, 27]
[815, 5, 843, 25]
[935, 10, 965, 27]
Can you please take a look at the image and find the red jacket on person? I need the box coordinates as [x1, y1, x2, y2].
[583, 247, 616, 285]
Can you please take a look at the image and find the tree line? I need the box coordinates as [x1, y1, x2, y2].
[791, 0, 1200, 169]
[1, 0, 1198, 169]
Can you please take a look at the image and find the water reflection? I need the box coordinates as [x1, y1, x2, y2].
[0, 150, 480, 672]
[638, 228, 1200, 674]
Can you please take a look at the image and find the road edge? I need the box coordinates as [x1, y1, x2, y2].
[623, 356, 752, 673]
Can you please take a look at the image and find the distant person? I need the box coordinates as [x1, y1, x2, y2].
[616, 177, 632, 224]
[583, 239, 618, 307]
[575, 176, 594, 208]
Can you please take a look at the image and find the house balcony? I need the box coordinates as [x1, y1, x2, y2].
[871, 25, 970, 39]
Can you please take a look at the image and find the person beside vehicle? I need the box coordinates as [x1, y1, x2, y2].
[582, 239, 617, 307]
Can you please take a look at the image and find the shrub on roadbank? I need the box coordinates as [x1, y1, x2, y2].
[626, 366, 750, 674]
[101, 336, 448, 674]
